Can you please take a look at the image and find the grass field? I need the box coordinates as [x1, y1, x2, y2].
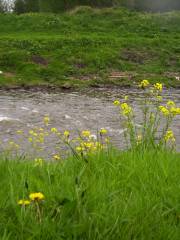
[0, 7, 180, 88]
[0, 149, 179, 240]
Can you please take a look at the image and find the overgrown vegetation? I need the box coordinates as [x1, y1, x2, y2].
[0, 8, 180, 88]
[0, 149, 179, 240]
[0, 80, 180, 239]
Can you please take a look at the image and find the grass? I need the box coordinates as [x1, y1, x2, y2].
[0, 7, 180, 88]
[0, 149, 179, 239]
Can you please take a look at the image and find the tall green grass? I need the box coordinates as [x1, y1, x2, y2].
[0, 149, 179, 239]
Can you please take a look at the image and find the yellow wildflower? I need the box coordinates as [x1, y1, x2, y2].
[113, 100, 120, 106]
[167, 100, 175, 107]
[29, 192, 44, 201]
[53, 154, 61, 160]
[164, 130, 175, 142]
[43, 116, 50, 126]
[100, 128, 108, 135]
[51, 128, 58, 133]
[81, 130, 91, 138]
[18, 199, 31, 206]
[154, 83, 163, 92]
[159, 106, 170, 116]
[120, 103, 132, 116]
[139, 80, 149, 88]
[17, 130, 23, 134]
[170, 107, 180, 116]
[124, 96, 128, 101]
[156, 96, 163, 102]
[28, 137, 33, 143]
[34, 158, 43, 166]
[64, 130, 70, 138]
[76, 146, 84, 152]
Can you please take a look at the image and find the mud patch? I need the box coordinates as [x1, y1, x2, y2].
[121, 49, 157, 64]
[31, 55, 49, 66]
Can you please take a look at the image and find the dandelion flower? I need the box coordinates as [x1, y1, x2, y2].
[29, 192, 44, 201]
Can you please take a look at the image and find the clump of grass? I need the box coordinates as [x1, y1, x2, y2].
[0, 149, 179, 239]
[0, 80, 179, 239]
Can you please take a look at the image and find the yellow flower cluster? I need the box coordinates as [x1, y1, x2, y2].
[76, 141, 104, 154]
[159, 100, 180, 117]
[18, 192, 45, 206]
[164, 130, 175, 142]
[159, 106, 170, 116]
[81, 130, 91, 138]
[154, 83, 163, 92]
[120, 103, 132, 116]
[139, 80, 150, 88]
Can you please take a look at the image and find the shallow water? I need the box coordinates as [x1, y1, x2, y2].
[0, 87, 179, 157]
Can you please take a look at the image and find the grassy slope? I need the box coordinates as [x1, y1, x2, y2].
[0, 149, 179, 239]
[0, 7, 180, 88]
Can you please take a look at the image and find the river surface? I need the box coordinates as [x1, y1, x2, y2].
[0, 87, 179, 158]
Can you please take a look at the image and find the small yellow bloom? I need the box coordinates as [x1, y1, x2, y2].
[51, 128, 58, 133]
[159, 106, 170, 116]
[154, 83, 163, 92]
[81, 130, 91, 138]
[64, 130, 70, 137]
[44, 116, 50, 126]
[29, 192, 45, 201]
[164, 130, 175, 142]
[76, 146, 84, 152]
[139, 80, 150, 88]
[34, 158, 43, 166]
[170, 107, 180, 116]
[167, 100, 175, 107]
[120, 103, 132, 116]
[124, 96, 129, 101]
[17, 130, 23, 134]
[18, 199, 31, 206]
[156, 96, 163, 102]
[113, 100, 120, 106]
[100, 128, 108, 135]
[53, 154, 61, 160]
[28, 137, 33, 143]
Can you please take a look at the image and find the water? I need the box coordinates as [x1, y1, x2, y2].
[0, 87, 179, 157]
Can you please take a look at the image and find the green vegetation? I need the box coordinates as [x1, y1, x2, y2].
[0, 8, 180, 88]
[0, 80, 179, 239]
[0, 149, 179, 239]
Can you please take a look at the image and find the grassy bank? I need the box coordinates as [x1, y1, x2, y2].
[0, 149, 179, 239]
[0, 7, 180, 88]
